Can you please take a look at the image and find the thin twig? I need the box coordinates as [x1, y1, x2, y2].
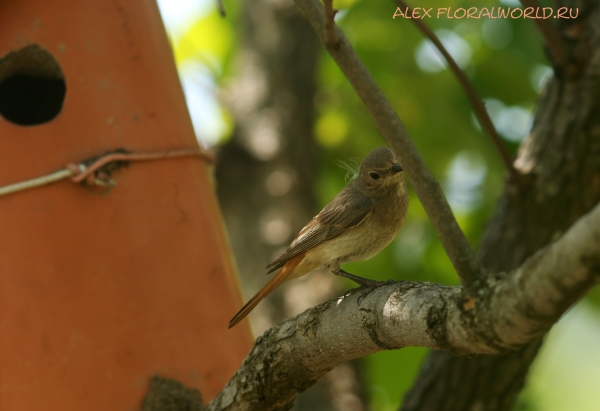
[520, 0, 567, 67]
[294, 0, 484, 286]
[395, 0, 522, 185]
[323, 0, 338, 47]
[216, 0, 226, 17]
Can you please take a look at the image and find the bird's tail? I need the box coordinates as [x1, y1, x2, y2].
[228, 253, 305, 328]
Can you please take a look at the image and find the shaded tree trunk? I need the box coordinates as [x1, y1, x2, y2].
[402, 1, 600, 409]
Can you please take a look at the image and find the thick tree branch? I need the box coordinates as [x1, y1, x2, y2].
[209, 199, 600, 411]
[295, 0, 483, 287]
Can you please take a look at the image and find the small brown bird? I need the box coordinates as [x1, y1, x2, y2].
[229, 147, 409, 328]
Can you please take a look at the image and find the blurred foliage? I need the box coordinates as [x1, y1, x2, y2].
[172, 9, 234, 73]
[169, 0, 600, 410]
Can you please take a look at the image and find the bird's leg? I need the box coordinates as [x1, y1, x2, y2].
[335, 269, 382, 288]
[330, 260, 398, 304]
[329, 259, 386, 286]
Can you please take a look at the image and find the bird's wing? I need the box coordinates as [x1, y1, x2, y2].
[266, 187, 373, 273]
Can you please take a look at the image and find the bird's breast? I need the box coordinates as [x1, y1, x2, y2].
[336, 189, 408, 264]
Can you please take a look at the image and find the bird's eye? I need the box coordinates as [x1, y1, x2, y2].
[369, 172, 380, 180]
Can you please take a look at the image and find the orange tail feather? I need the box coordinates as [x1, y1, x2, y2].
[228, 253, 305, 328]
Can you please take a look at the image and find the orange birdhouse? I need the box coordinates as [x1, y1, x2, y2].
[0, 1, 251, 410]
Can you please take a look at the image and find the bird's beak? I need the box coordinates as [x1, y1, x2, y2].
[391, 163, 403, 173]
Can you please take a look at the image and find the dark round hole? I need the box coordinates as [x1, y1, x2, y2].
[0, 45, 66, 126]
[0, 74, 66, 125]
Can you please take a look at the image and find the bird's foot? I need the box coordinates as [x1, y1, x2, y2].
[335, 269, 400, 305]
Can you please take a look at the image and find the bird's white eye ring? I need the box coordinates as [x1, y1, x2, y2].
[369, 172, 380, 180]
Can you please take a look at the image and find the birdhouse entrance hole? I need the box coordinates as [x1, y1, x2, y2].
[0, 45, 66, 126]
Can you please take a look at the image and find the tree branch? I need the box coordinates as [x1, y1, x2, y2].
[296, 0, 483, 286]
[323, 0, 338, 47]
[216, 0, 226, 17]
[520, 0, 567, 67]
[208, 199, 600, 411]
[394, 0, 523, 185]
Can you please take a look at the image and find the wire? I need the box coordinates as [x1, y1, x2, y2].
[0, 169, 74, 197]
[0, 147, 213, 198]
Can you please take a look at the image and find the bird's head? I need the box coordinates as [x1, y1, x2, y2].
[354, 147, 404, 197]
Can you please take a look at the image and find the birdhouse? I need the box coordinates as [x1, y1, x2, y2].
[0, 1, 251, 409]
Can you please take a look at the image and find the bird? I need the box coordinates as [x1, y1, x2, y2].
[229, 146, 409, 328]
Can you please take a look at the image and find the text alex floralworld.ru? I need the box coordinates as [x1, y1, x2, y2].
[393, 7, 579, 20]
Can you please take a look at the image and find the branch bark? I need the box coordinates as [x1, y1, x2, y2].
[208, 199, 600, 411]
